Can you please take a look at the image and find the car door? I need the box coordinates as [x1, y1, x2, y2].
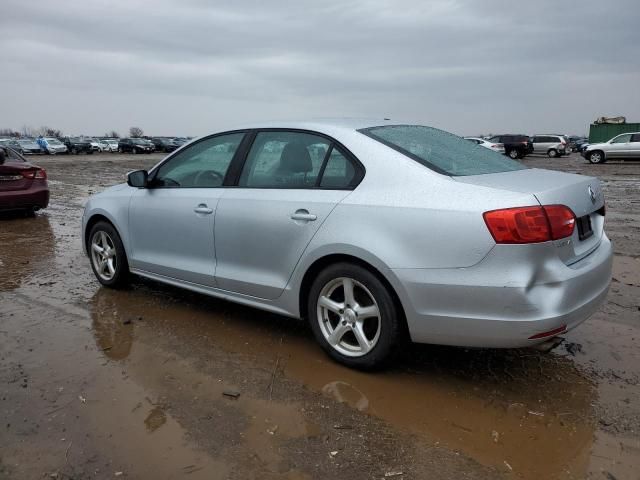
[214, 130, 361, 299]
[127, 132, 245, 286]
[629, 134, 640, 159]
[606, 133, 632, 159]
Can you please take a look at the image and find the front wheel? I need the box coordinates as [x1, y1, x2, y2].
[308, 263, 401, 369]
[587, 150, 606, 164]
[88, 221, 129, 288]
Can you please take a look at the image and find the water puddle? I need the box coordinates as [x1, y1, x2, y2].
[87, 285, 604, 479]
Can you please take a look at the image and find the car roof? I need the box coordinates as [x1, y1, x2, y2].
[227, 118, 398, 134]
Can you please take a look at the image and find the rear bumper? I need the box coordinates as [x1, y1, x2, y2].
[394, 234, 613, 348]
[0, 185, 50, 210]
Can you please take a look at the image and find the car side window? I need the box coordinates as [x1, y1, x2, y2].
[154, 133, 244, 188]
[631, 134, 640, 143]
[320, 147, 356, 188]
[238, 131, 329, 188]
[611, 134, 632, 144]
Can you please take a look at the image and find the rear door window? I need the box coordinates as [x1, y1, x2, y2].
[319, 147, 356, 188]
[238, 131, 329, 188]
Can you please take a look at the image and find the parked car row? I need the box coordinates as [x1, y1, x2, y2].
[464, 134, 595, 159]
[0, 136, 192, 156]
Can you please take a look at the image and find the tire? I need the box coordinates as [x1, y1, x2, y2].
[71, 147, 78, 155]
[508, 149, 519, 159]
[118, 147, 123, 153]
[307, 262, 401, 369]
[132, 148, 137, 155]
[587, 150, 606, 164]
[88, 221, 130, 288]
[547, 149, 558, 158]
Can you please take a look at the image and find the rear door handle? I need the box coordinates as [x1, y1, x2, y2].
[194, 204, 213, 215]
[291, 209, 317, 222]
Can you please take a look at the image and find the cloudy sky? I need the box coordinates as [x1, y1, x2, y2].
[1, 0, 638, 137]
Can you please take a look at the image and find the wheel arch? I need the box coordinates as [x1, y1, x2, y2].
[297, 253, 409, 338]
[84, 213, 127, 257]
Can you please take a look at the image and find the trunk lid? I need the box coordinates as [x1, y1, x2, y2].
[454, 168, 605, 265]
[0, 161, 36, 191]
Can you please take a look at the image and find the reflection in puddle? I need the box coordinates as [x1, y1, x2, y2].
[91, 289, 134, 360]
[322, 381, 369, 412]
[88, 281, 598, 479]
[0, 214, 55, 291]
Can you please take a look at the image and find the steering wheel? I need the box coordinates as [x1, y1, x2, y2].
[194, 170, 224, 187]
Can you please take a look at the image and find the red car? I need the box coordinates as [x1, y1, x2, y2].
[0, 146, 49, 212]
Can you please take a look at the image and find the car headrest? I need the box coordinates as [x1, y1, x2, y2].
[278, 142, 312, 174]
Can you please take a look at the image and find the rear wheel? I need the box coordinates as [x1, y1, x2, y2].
[587, 150, 606, 164]
[548, 148, 558, 158]
[508, 149, 519, 159]
[88, 221, 129, 288]
[308, 263, 400, 369]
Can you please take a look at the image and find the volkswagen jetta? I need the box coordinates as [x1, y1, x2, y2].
[82, 120, 612, 368]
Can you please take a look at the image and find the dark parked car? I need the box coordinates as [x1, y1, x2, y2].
[0, 146, 49, 212]
[61, 137, 94, 155]
[151, 137, 179, 153]
[118, 138, 153, 154]
[486, 134, 533, 159]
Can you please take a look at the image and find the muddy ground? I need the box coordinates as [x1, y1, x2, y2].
[1, 152, 639, 480]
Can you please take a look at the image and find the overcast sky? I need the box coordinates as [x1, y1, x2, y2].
[1, 0, 638, 137]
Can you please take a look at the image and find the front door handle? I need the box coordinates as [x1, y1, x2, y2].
[291, 209, 317, 222]
[194, 204, 213, 215]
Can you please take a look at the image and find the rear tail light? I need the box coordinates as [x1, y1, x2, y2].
[543, 205, 575, 239]
[483, 205, 575, 244]
[21, 168, 47, 180]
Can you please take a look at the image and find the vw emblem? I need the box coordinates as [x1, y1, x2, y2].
[588, 185, 597, 204]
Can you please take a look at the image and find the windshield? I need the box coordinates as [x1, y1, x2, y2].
[46, 138, 62, 145]
[360, 125, 526, 176]
[18, 139, 34, 145]
[131, 139, 145, 145]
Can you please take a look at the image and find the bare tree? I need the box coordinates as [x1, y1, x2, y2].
[38, 126, 63, 137]
[21, 125, 36, 137]
[129, 127, 143, 138]
[105, 130, 120, 138]
[0, 128, 20, 137]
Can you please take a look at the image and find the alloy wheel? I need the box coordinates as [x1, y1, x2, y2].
[90, 231, 117, 281]
[316, 277, 381, 357]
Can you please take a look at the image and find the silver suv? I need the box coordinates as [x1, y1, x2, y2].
[530, 135, 567, 158]
[584, 132, 640, 164]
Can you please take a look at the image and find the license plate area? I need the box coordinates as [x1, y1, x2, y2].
[577, 214, 593, 241]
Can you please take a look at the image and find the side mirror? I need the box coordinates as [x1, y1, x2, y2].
[127, 170, 148, 188]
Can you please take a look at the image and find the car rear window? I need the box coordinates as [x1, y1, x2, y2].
[359, 125, 527, 176]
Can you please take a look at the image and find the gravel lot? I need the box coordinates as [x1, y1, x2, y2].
[1, 152, 638, 479]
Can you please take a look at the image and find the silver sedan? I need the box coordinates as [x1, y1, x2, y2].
[82, 120, 612, 369]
